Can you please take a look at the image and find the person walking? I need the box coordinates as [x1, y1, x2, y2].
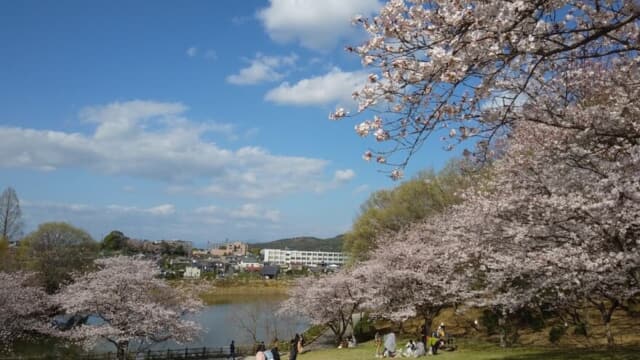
[229, 340, 236, 360]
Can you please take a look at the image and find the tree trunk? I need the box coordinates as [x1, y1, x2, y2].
[116, 341, 129, 360]
[423, 315, 434, 342]
[604, 320, 614, 347]
[592, 298, 618, 348]
[498, 313, 507, 348]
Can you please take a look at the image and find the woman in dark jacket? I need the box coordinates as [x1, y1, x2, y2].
[289, 334, 300, 360]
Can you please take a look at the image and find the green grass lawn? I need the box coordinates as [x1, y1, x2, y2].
[294, 340, 640, 360]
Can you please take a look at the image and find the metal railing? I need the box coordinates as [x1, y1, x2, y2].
[0, 345, 251, 360]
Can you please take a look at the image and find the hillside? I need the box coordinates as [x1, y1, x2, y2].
[250, 234, 344, 252]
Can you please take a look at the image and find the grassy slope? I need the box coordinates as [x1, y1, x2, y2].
[294, 340, 640, 360]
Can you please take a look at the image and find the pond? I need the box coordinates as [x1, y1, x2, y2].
[157, 295, 308, 349]
[13, 295, 308, 355]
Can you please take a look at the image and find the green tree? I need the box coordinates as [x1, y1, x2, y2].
[344, 159, 473, 261]
[20, 222, 98, 293]
[101, 230, 129, 252]
[0, 186, 24, 242]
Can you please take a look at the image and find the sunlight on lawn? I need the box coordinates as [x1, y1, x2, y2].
[294, 340, 640, 360]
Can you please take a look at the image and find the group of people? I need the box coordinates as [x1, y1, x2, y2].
[374, 323, 450, 358]
[337, 334, 357, 349]
[228, 333, 304, 360]
[236, 324, 449, 359]
[252, 334, 304, 360]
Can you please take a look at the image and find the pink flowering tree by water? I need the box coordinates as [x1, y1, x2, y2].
[54, 256, 202, 359]
[332, 0, 639, 175]
[352, 208, 483, 337]
[280, 270, 368, 345]
[0, 272, 51, 353]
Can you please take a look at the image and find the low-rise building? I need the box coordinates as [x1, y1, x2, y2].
[209, 241, 248, 257]
[237, 255, 262, 272]
[184, 266, 201, 279]
[261, 265, 280, 280]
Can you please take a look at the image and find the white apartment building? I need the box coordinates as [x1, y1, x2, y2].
[261, 249, 348, 267]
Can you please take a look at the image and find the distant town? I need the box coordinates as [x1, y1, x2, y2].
[91, 231, 349, 281]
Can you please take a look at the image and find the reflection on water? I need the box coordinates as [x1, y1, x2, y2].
[93, 295, 308, 352]
[187, 296, 306, 347]
[12, 296, 307, 356]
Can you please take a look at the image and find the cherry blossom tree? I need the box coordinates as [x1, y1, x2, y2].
[54, 256, 202, 359]
[0, 272, 50, 353]
[280, 270, 368, 345]
[334, 0, 639, 175]
[352, 207, 484, 337]
[459, 62, 640, 346]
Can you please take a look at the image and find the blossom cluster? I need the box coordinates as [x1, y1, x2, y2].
[333, 0, 640, 174]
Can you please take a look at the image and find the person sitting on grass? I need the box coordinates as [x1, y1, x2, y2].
[413, 341, 425, 357]
[402, 340, 416, 357]
[383, 332, 397, 358]
[348, 334, 357, 348]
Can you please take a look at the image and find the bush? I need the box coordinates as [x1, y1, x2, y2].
[480, 309, 501, 336]
[549, 325, 566, 344]
[353, 313, 376, 342]
[573, 323, 588, 337]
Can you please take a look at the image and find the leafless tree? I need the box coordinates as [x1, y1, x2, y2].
[0, 187, 23, 242]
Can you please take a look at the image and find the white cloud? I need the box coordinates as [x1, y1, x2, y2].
[265, 68, 367, 106]
[226, 53, 298, 85]
[194, 205, 219, 215]
[354, 184, 370, 194]
[334, 169, 356, 183]
[106, 204, 175, 216]
[0, 100, 333, 199]
[230, 203, 281, 222]
[186, 47, 198, 57]
[257, 0, 381, 51]
[147, 204, 176, 216]
[200, 148, 329, 199]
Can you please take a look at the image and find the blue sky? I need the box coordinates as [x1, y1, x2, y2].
[0, 0, 455, 247]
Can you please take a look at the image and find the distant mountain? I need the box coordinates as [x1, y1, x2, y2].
[250, 235, 344, 252]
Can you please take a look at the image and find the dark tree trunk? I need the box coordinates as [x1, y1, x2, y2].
[591, 298, 619, 348]
[116, 340, 129, 360]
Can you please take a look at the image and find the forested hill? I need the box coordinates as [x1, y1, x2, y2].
[250, 235, 344, 252]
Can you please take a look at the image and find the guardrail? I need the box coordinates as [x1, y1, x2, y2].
[0, 345, 252, 360]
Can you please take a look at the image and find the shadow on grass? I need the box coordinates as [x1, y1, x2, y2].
[492, 347, 640, 360]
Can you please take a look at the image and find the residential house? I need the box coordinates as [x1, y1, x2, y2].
[261, 265, 280, 280]
[184, 266, 201, 279]
[237, 255, 262, 272]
